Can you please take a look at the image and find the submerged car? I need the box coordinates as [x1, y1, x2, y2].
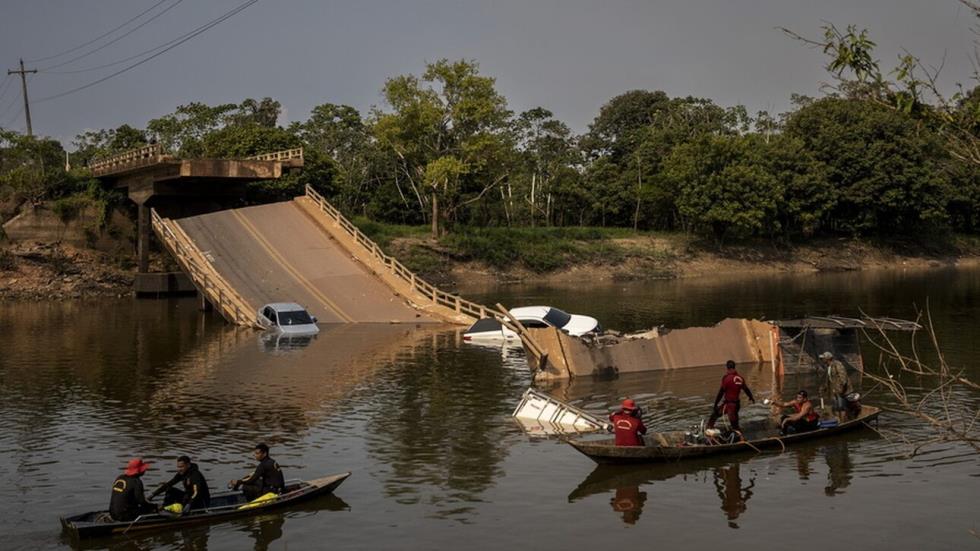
[463, 306, 600, 341]
[257, 303, 320, 335]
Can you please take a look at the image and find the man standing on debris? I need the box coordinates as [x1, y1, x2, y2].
[610, 399, 647, 446]
[708, 360, 755, 435]
[820, 351, 850, 421]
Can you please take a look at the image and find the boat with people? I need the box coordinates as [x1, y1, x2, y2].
[61, 472, 350, 540]
[568, 406, 880, 464]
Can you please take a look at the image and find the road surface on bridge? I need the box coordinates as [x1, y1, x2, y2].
[176, 201, 439, 323]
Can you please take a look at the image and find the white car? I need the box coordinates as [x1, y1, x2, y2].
[463, 306, 600, 341]
[257, 303, 320, 335]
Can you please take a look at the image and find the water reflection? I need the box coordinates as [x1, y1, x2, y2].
[822, 440, 853, 496]
[569, 437, 864, 529]
[359, 330, 528, 522]
[610, 486, 647, 525]
[712, 463, 754, 528]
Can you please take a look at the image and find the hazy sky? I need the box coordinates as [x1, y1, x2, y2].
[0, 1, 975, 146]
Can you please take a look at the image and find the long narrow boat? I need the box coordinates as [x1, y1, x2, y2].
[61, 472, 351, 540]
[568, 406, 880, 464]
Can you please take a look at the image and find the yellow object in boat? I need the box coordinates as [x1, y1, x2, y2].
[238, 492, 278, 510]
[163, 503, 183, 514]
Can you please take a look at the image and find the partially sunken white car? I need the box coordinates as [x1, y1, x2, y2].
[257, 303, 320, 335]
[463, 306, 600, 342]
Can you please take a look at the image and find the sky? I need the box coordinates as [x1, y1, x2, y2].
[0, 0, 976, 147]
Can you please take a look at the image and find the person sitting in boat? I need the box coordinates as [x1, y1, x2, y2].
[109, 458, 157, 522]
[149, 455, 211, 513]
[609, 399, 647, 446]
[229, 443, 286, 500]
[819, 351, 851, 421]
[707, 360, 755, 435]
[772, 390, 820, 434]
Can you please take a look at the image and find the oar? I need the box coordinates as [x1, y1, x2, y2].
[122, 514, 145, 535]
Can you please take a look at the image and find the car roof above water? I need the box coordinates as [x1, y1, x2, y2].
[265, 302, 307, 312]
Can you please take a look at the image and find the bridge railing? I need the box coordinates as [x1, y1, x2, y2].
[90, 144, 167, 176]
[304, 185, 492, 321]
[151, 209, 258, 327]
[247, 148, 304, 162]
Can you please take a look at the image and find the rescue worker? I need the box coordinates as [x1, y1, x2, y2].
[707, 360, 755, 434]
[229, 443, 286, 500]
[819, 351, 851, 421]
[609, 398, 647, 446]
[150, 455, 211, 513]
[109, 458, 157, 521]
[772, 389, 820, 434]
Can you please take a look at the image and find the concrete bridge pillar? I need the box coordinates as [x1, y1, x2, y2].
[137, 201, 151, 273]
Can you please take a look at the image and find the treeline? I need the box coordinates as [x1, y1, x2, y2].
[3, 57, 980, 243]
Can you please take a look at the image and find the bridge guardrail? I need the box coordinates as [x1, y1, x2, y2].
[247, 148, 304, 162]
[304, 185, 492, 322]
[90, 144, 167, 176]
[151, 209, 258, 327]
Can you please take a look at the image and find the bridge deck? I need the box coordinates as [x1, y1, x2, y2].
[176, 201, 439, 323]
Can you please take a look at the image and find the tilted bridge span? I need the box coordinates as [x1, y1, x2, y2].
[93, 146, 491, 327]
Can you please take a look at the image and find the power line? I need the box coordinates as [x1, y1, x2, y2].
[26, 0, 172, 63]
[40, 0, 185, 72]
[36, 0, 261, 104]
[44, 1, 236, 76]
[0, 74, 14, 102]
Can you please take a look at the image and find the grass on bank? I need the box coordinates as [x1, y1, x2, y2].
[352, 217, 677, 274]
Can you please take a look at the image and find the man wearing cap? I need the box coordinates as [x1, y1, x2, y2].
[609, 399, 647, 446]
[707, 360, 755, 434]
[109, 458, 157, 521]
[819, 351, 850, 421]
[229, 443, 286, 500]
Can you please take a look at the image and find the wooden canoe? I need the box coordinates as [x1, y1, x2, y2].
[61, 472, 351, 540]
[568, 406, 880, 464]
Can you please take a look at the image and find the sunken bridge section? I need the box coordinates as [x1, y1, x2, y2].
[151, 186, 489, 326]
[92, 145, 489, 326]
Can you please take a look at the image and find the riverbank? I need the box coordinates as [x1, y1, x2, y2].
[0, 242, 141, 300]
[370, 224, 980, 287]
[3, 223, 980, 299]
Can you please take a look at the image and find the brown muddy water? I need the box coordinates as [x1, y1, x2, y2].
[1, 267, 978, 550]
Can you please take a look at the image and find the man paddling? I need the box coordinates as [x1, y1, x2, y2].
[707, 360, 755, 435]
[229, 443, 286, 500]
[609, 398, 647, 446]
[109, 458, 157, 522]
[150, 455, 211, 513]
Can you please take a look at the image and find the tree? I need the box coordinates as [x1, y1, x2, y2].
[372, 59, 514, 236]
[291, 103, 371, 212]
[663, 135, 781, 242]
[785, 97, 951, 235]
[513, 108, 581, 226]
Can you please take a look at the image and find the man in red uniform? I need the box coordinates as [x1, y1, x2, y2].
[609, 398, 647, 446]
[707, 360, 755, 433]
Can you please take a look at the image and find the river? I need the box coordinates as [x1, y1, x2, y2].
[0, 267, 977, 550]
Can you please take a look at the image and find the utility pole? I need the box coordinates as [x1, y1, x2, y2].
[8, 59, 37, 137]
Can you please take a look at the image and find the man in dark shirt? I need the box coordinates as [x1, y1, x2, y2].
[707, 360, 755, 433]
[150, 455, 211, 512]
[109, 458, 157, 521]
[229, 443, 286, 501]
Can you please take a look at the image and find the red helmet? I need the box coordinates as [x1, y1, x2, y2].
[621, 399, 637, 411]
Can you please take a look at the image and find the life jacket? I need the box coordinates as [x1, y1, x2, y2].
[793, 400, 819, 423]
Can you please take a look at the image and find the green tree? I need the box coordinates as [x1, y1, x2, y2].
[664, 135, 781, 242]
[372, 59, 514, 236]
[785, 97, 951, 235]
